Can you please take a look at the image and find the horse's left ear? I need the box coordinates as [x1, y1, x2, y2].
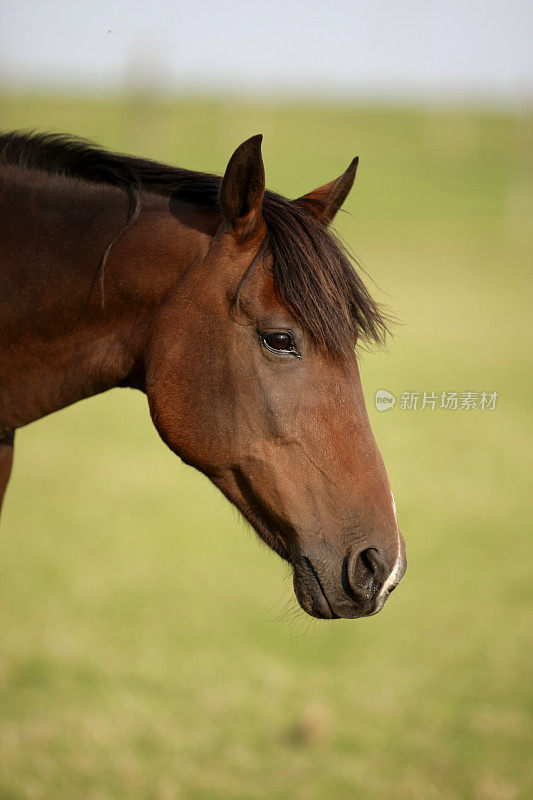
[294, 157, 358, 225]
[219, 134, 265, 239]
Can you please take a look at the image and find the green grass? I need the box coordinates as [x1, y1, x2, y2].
[0, 93, 532, 800]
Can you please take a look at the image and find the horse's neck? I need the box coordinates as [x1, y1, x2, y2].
[0, 168, 212, 432]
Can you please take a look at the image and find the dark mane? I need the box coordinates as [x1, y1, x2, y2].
[0, 130, 389, 354]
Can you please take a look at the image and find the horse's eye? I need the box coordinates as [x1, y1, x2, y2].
[260, 330, 299, 356]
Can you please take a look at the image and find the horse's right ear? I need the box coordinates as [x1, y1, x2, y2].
[219, 135, 265, 239]
[295, 157, 358, 226]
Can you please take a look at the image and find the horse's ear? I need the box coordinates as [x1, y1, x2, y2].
[219, 134, 265, 238]
[295, 157, 358, 225]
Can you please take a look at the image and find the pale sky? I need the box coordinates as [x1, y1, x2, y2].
[1, 0, 532, 103]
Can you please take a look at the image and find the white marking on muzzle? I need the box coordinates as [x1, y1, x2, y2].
[377, 491, 403, 600]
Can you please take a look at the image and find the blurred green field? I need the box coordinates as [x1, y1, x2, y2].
[0, 93, 532, 800]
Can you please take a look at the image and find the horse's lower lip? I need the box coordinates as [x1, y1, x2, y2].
[301, 585, 338, 619]
[308, 583, 339, 620]
[293, 558, 340, 619]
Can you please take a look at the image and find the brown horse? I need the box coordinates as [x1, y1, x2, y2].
[0, 131, 405, 620]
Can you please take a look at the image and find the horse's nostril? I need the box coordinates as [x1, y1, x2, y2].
[344, 546, 387, 604]
[360, 547, 378, 575]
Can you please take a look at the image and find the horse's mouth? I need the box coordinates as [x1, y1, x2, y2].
[292, 557, 340, 619]
[292, 551, 405, 620]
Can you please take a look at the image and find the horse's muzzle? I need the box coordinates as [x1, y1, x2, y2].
[292, 542, 406, 620]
